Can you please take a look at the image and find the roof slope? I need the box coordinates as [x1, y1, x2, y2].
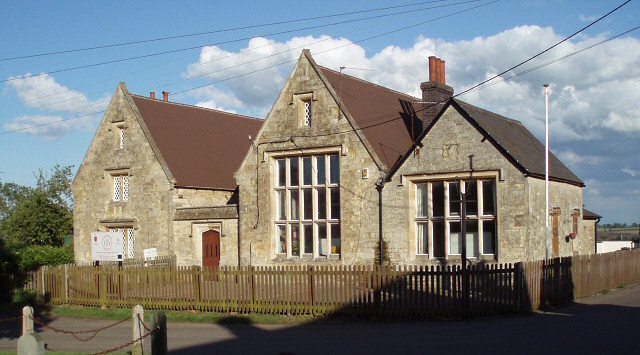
[452, 99, 583, 186]
[319, 66, 420, 170]
[131, 95, 262, 189]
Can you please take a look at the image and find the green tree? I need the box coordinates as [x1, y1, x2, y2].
[0, 165, 73, 250]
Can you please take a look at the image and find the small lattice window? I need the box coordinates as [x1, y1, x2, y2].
[303, 100, 311, 126]
[113, 175, 129, 202]
[119, 128, 124, 149]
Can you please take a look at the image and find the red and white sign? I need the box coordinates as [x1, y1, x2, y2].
[91, 232, 125, 261]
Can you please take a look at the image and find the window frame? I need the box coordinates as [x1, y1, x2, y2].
[412, 174, 498, 260]
[112, 174, 129, 202]
[273, 152, 340, 259]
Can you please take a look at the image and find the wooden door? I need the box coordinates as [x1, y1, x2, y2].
[202, 230, 220, 267]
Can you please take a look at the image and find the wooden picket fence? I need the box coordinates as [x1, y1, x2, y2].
[23, 250, 640, 318]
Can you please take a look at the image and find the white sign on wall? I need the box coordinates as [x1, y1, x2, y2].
[91, 231, 125, 261]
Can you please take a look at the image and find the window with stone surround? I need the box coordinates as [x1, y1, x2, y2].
[109, 227, 134, 258]
[112, 174, 129, 202]
[294, 92, 314, 127]
[274, 153, 340, 258]
[414, 178, 496, 258]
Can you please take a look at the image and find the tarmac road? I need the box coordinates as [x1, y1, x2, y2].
[1, 283, 639, 354]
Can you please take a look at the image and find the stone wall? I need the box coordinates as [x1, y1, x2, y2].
[72, 85, 174, 262]
[383, 106, 586, 264]
[236, 54, 381, 266]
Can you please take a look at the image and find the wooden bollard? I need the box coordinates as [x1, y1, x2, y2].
[150, 310, 167, 355]
[17, 306, 44, 355]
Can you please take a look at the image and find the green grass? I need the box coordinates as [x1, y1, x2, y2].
[42, 305, 316, 325]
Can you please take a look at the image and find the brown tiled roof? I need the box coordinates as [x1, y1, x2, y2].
[452, 99, 584, 186]
[583, 208, 601, 220]
[319, 67, 420, 171]
[131, 95, 262, 190]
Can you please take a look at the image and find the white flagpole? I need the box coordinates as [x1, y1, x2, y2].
[544, 84, 549, 261]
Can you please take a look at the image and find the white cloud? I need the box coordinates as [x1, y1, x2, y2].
[8, 73, 108, 115]
[3, 114, 93, 140]
[185, 25, 640, 144]
[557, 150, 602, 167]
[5, 73, 108, 139]
[622, 167, 639, 177]
[579, 14, 597, 23]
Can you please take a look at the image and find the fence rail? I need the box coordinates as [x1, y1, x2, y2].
[23, 250, 640, 317]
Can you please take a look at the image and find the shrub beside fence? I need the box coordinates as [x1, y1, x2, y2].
[23, 250, 640, 317]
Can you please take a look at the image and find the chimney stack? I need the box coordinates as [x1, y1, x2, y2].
[420, 56, 453, 131]
[150, 92, 155, 99]
[162, 91, 169, 102]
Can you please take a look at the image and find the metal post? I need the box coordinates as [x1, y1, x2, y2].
[461, 191, 468, 317]
[544, 84, 550, 261]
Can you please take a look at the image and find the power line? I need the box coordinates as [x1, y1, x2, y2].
[0, 0, 479, 84]
[0, 0, 449, 62]
[2, 0, 630, 146]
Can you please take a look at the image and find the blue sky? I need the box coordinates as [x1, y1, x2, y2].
[1, 0, 638, 224]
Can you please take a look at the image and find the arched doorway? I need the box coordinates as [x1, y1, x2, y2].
[202, 229, 220, 267]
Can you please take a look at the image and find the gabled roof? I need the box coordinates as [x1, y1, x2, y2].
[319, 66, 420, 171]
[130, 95, 262, 190]
[451, 99, 583, 186]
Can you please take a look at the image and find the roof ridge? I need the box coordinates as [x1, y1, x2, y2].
[318, 65, 420, 101]
[453, 98, 523, 125]
[130, 93, 264, 122]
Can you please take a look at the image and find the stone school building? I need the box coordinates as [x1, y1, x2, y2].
[72, 50, 596, 267]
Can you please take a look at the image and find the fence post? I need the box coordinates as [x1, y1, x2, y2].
[40, 266, 46, 301]
[192, 266, 201, 310]
[132, 304, 144, 355]
[150, 310, 167, 355]
[17, 306, 44, 355]
[64, 264, 69, 304]
[308, 266, 314, 315]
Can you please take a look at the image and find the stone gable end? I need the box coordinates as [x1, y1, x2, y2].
[236, 52, 382, 266]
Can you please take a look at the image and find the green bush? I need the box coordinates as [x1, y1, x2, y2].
[0, 240, 19, 303]
[12, 289, 42, 308]
[17, 244, 74, 272]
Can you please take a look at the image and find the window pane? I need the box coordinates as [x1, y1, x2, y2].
[483, 220, 496, 254]
[416, 183, 428, 217]
[417, 222, 428, 254]
[465, 180, 477, 216]
[113, 176, 121, 201]
[330, 188, 340, 219]
[433, 221, 445, 257]
[330, 154, 339, 184]
[466, 221, 479, 257]
[317, 189, 326, 219]
[290, 190, 299, 220]
[125, 228, 134, 258]
[291, 225, 300, 257]
[318, 224, 327, 256]
[277, 225, 286, 254]
[449, 182, 460, 216]
[120, 129, 124, 149]
[482, 180, 496, 216]
[277, 159, 286, 187]
[304, 100, 311, 126]
[432, 182, 444, 217]
[122, 176, 129, 201]
[303, 189, 312, 220]
[303, 157, 312, 185]
[316, 156, 325, 185]
[304, 225, 313, 254]
[330, 224, 341, 255]
[449, 222, 461, 255]
[289, 157, 299, 186]
[277, 190, 286, 220]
